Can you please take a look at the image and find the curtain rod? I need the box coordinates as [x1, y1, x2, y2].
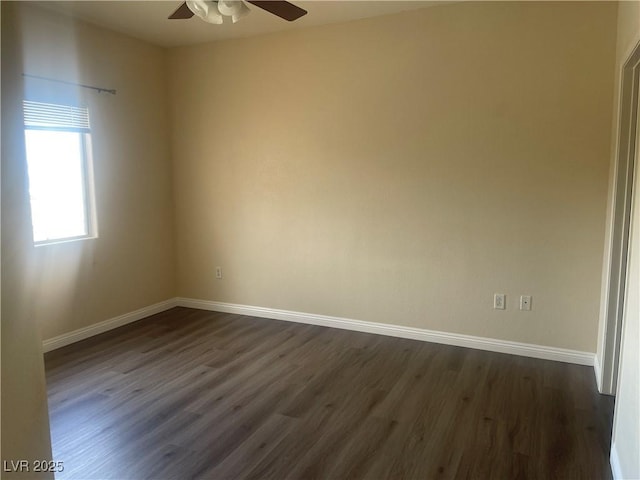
[22, 74, 116, 95]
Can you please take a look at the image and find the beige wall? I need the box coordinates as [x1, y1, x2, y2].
[169, 1, 617, 352]
[0, 0, 629, 473]
[1, 3, 53, 476]
[2, 3, 175, 471]
[609, 2, 640, 477]
[13, 3, 176, 341]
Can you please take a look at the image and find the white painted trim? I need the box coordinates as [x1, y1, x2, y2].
[42, 296, 596, 367]
[610, 442, 623, 480]
[176, 298, 595, 366]
[594, 354, 603, 393]
[600, 38, 640, 397]
[42, 299, 178, 352]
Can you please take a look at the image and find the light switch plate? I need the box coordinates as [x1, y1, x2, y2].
[520, 295, 532, 311]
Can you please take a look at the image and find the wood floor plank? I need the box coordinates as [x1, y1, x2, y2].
[45, 307, 614, 479]
[198, 413, 299, 480]
[281, 386, 389, 480]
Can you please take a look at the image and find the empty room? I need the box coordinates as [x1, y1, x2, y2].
[1, 1, 639, 479]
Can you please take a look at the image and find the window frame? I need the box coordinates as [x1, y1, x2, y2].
[22, 100, 98, 246]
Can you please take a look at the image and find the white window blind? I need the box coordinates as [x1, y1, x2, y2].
[23, 100, 90, 132]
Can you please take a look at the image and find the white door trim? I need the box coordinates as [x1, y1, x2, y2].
[598, 39, 640, 395]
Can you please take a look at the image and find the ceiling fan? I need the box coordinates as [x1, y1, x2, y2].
[169, 0, 308, 24]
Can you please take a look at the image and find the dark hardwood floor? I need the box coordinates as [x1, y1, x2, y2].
[44, 307, 614, 479]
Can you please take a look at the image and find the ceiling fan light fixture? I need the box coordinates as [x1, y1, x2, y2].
[169, 0, 306, 23]
[232, 1, 251, 23]
[217, 0, 238, 16]
[186, 0, 223, 24]
[203, 9, 224, 24]
[186, 0, 207, 17]
[217, 0, 250, 23]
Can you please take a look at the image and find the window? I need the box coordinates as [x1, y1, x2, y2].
[23, 100, 97, 244]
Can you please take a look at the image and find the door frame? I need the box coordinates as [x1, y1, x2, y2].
[599, 40, 640, 396]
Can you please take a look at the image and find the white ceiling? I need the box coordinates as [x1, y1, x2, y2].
[34, 1, 449, 48]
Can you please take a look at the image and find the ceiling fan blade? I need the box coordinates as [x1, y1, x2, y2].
[169, 2, 195, 19]
[246, 1, 307, 21]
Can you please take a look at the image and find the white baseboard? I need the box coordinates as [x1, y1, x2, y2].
[42, 299, 178, 352]
[42, 296, 596, 367]
[610, 442, 623, 480]
[176, 298, 595, 366]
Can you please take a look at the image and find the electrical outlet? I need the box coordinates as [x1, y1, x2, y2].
[215, 267, 222, 279]
[494, 293, 506, 310]
[520, 295, 532, 311]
